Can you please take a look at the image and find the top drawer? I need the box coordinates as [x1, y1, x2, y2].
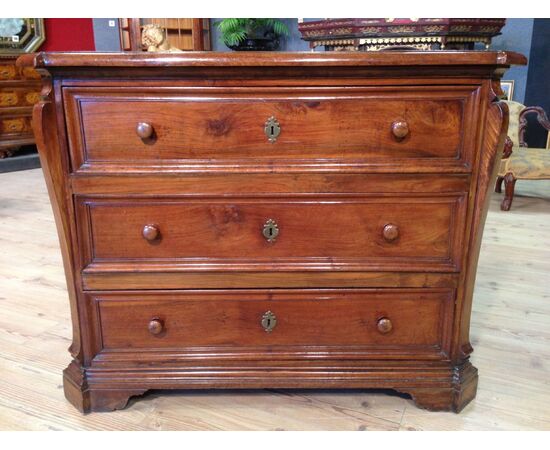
[63, 86, 479, 173]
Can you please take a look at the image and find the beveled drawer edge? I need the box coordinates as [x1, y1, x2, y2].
[69, 172, 472, 195]
[81, 271, 459, 291]
[84, 286, 458, 296]
[73, 160, 473, 175]
[92, 346, 450, 364]
[0, 106, 35, 117]
[83, 259, 459, 273]
[58, 78, 485, 88]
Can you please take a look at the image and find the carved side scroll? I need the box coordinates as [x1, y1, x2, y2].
[453, 86, 510, 362]
[32, 74, 84, 363]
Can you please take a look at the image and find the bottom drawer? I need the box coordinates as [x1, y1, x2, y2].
[90, 289, 454, 357]
[0, 115, 33, 137]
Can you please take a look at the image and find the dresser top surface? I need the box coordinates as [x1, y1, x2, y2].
[18, 50, 526, 69]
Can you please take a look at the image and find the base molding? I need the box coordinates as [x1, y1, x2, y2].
[63, 361, 147, 413]
[405, 362, 478, 412]
[64, 359, 478, 413]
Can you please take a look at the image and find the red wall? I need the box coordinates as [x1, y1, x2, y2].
[41, 19, 95, 51]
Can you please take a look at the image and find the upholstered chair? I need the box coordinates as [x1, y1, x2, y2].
[495, 101, 550, 211]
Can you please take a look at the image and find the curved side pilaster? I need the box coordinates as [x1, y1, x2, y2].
[32, 73, 84, 362]
[453, 80, 510, 362]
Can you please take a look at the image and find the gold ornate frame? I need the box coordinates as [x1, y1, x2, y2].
[0, 18, 46, 54]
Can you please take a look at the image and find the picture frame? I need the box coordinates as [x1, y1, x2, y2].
[500, 80, 515, 101]
[0, 18, 45, 54]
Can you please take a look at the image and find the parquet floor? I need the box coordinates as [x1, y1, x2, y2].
[1, 168, 549, 430]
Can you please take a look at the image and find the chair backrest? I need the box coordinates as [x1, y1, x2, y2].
[502, 100, 526, 147]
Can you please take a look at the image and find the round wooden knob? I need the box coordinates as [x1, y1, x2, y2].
[382, 223, 399, 242]
[391, 120, 409, 139]
[148, 318, 164, 335]
[136, 122, 154, 139]
[377, 317, 393, 334]
[142, 224, 160, 241]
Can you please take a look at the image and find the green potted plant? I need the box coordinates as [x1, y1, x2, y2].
[215, 19, 290, 51]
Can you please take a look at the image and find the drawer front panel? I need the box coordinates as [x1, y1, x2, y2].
[0, 64, 18, 80]
[0, 87, 41, 107]
[0, 115, 33, 138]
[78, 195, 466, 272]
[92, 289, 453, 355]
[64, 87, 477, 171]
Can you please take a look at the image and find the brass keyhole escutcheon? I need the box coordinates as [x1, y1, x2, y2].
[264, 116, 281, 143]
[262, 219, 279, 242]
[261, 311, 277, 332]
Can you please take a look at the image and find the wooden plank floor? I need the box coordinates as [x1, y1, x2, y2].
[1, 168, 549, 430]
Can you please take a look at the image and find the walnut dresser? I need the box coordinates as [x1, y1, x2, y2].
[20, 51, 525, 413]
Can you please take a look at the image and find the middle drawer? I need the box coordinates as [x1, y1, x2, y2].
[76, 194, 466, 273]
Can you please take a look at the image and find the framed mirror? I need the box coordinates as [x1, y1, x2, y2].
[0, 18, 45, 54]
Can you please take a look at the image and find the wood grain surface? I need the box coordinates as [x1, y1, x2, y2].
[18, 52, 526, 413]
[65, 89, 465, 164]
[77, 195, 464, 271]
[93, 289, 453, 351]
[1, 169, 548, 429]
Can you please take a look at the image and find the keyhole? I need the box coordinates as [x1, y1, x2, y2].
[263, 219, 279, 242]
[265, 116, 280, 143]
[262, 311, 277, 332]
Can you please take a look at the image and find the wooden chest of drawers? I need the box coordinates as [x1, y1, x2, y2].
[0, 55, 41, 158]
[21, 51, 525, 413]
